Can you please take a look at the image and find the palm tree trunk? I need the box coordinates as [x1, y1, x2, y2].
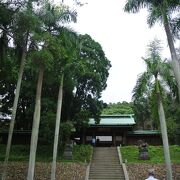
[51, 74, 64, 180]
[156, 80, 173, 180]
[27, 64, 44, 180]
[161, 7, 180, 102]
[2, 49, 27, 180]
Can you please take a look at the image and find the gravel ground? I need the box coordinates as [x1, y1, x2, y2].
[0, 162, 87, 180]
[127, 164, 180, 180]
[0, 162, 180, 180]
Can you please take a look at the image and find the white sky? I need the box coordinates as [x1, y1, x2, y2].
[55, 0, 173, 103]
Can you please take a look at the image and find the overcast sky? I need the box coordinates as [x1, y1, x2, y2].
[55, 0, 173, 103]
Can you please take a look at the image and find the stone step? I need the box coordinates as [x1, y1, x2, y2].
[92, 160, 119, 162]
[89, 172, 123, 175]
[91, 167, 122, 169]
[91, 160, 119, 163]
[90, 165, 120, 167]
[90, 167, 122, 172]
[89, 178, 125, 180]
[89, 176, 125, 178]
[93, 154, 118, 157]
[90, 168, 122, 171]
[90, 166, 122, 168]
[88, 147, 125, 180]
[90, 172, 124, 175]
[92, 158, 118, 160]
[93, 154, 119, 156]
[89, 176, 124, 179]
[89, 174, 124, 177]
[93, 155, 119, 157]
[93, 154, 118, 155]
[93, 154, 118, 156]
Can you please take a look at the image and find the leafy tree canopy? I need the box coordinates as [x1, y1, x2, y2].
[102, 101, 134, 115]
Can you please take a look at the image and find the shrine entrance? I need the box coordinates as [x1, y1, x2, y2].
[84, 127, 126, 147]
[77, 115, 136, 147]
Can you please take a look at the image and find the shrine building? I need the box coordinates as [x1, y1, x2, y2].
[76, 114, 161, 146]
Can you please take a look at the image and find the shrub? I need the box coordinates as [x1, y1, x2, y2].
[73, 145, 93, 163]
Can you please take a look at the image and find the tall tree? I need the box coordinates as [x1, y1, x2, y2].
[124, 0, 180, 102]
[1, 1, 38, 179]
[132, 39, 173, 179]
[102, 101, 134, 115]
[68, 34, 111, 123]
[133, 96, 152, 129]
[27, 2, 77, 179]
[50, 28, 78, 180]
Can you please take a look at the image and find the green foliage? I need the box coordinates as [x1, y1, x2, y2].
[165, 99, 180, 144]
[102, 101, 134, 115]
[0, 144, 53, 162]
[73, 110, 90, 127]
[73, 145, 93, 163]
[39, 112, 56, 144]
[59, 122, 74, 145]
[124, 0, 180, 39]
[166, 117, 178, 143]
[61, 121, 74, 136]
[120, 145, 180, 163]
[30, 49, 54, 70]
[0, 144, 93, 162]
[132, 39, 176, 131]
[0, 0, 111, 147]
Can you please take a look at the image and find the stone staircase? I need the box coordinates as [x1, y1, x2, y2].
[88, 147, 125, 180]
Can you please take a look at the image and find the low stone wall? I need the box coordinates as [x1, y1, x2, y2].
[0, 162, 87, 180]
[127, 164, 180, 180]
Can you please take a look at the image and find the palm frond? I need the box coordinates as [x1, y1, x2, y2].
[147, 6, 163, 28]
[166, 0, 180, 13]
[38, 2, 77, 29]
[132, 71, 152, 100]
[159, 60, 178, 98]
[147, 38, 162, 56]
[58, 8, 77, 24]
[124, 0, 151, 13]
[170, 16, 180, 39]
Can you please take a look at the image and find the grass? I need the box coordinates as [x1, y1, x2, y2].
[0, 144, 93, 162]
[120, 145, 180, 164]
[0, 144, 54, 162]
[2, 144, 179, 164]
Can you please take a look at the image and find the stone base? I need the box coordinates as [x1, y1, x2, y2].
[63, 143, 73, 160]
[139, 151, 150, 160]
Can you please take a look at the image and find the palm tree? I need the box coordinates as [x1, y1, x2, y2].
[50, 28, 78, 180]
[132, 39, 173, 180]
[124, 0, 180, 102]
[27, 3, 77, 179]
[2, 44, 27, 180]
[50, 74, 64, 180]
[1, 1, 37, 178]
[27, 61, 44, 180]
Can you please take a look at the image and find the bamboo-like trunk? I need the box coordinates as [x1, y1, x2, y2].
[156, 80, 173, 180]
[2, 49, 26, 180]
[161, 7, 180, 102]
[51, 75, 64, 180]
[27, 64, 44, 180]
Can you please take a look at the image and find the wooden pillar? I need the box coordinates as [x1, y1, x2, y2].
[93, 131, 95, 137]
[81, 128, 86, 144]
[113, 132, 116, 146]
[123, 131, 127, 145]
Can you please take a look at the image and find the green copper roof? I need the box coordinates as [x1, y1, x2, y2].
[89, 115, 135, 126]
